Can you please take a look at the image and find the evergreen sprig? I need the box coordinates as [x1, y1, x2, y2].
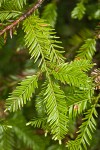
[9, 113, 46, 150]
[0, 121, 14, 150]
[71, 2, 86, 20]
[67, 105, 98, 150]
[52, 60, 92, 88]
[26, 117, 47, 128]
[0, 129, 14, 150]
[65, 86, 93, 118]
[76, 39, 96, 60]
[0, 0, 98, 148]
[23, 16, 64, 65]
[65, 87, 90, 107]
[44, 81, 68, 141]
[0, 10, 22, 22]
[11, 0, 26, 10]
[0, 0, 26, 10]
[6, 75, 38, 112]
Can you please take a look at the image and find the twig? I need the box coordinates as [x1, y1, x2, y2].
[0, 0, 44, 36]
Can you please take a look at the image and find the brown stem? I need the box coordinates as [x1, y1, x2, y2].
[0, 0, 44, 36]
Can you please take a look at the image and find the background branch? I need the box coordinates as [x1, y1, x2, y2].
[0, 0, 44, 36]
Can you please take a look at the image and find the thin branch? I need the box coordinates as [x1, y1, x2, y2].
[0, 0, 44, 36]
